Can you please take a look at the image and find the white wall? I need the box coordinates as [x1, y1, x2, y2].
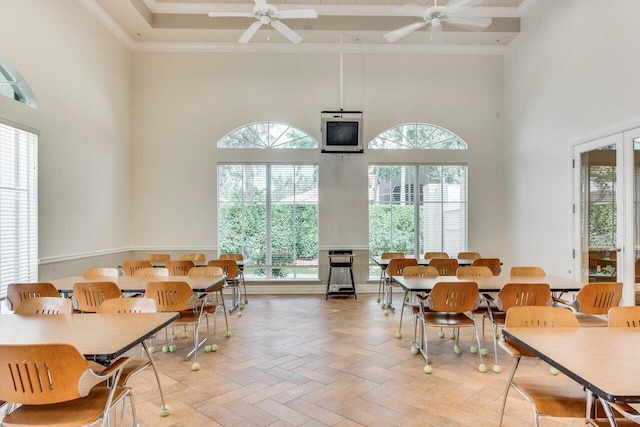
[131, 52, 505, 282]
[0, 0, 133, 279]
[503, 0, 640, 277]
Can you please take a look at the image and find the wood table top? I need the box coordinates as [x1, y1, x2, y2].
[0, 312, 178, 363]
[502, 326, 640, 403]
[51, 275, 227, 294]
[392, 275, 583, 292]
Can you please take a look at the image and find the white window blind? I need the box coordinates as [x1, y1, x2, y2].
[0, 122, 38, 299]
[218, 164, 318, 279]
[368, 164, 467, 275]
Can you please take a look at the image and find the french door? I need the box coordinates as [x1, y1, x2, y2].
[573, 128, 640, 306]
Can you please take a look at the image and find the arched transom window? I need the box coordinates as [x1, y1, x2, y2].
[218, 121, 317, 149]
[369, 123, 467, 150]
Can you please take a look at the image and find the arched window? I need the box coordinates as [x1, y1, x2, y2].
[218, 121, 317, 149]
[368, 123, 468, 279]
[369, 123, 466, 150]
[0, 54, 38, 108]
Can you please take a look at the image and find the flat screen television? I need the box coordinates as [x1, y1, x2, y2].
[321, 111, 363, 153]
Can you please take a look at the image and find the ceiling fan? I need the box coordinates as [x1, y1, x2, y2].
[208, 0, 317, 44]
[383, 0, 492, 44]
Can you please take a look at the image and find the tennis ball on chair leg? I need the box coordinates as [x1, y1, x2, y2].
[210, 343, 218, 352]
[205, 345, 212, 353]
[423, 365, 433, 374]
[191, 362, 200, 371]
[395, 331, 402, 339]
[159, 405, 171, 417]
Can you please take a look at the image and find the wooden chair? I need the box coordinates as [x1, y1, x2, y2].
[499, 306, 585, 427]
[510, 266, 546, 277]
[165, 260, 195, 276]
[219, 253, 243, 261]
[401, 265, 438, 344]
[133, 267, 169, 277]
[608, 306, 640, 327]
[6, 282, 59, 311]
[96, 297, 170, 417]
[73, 281, 122, 313]
[0, 343, 136, 427]
[181, 253, 206, 263]
[208, 259, 246, 312]
[188, 266, 224, 277]
[417, 281, 485, 373]
[384, 258, 419, 310]
[121, 260, 152, 276]
[424, 251, 449, 259]
[377, 252, 405, 303]
[553, 282, 623, 326]
[402, 265, 438, 278]
[428, 258, 458, 276]
[456, 266, 493, 278]
[219, 254, 247, 304]
[14, 296, 73, 315]
[472, 258, 501, 275]
[146, 253, 171, 262]
[483, 283, 551, 373]
[457, 251, 481, 261]
[145, 281, 214, 368]
[83, 267, 119, 279]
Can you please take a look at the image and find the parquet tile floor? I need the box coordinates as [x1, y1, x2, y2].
[123, 294, 588, 426]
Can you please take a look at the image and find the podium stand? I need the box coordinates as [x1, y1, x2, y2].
[326, 250, 357, 300]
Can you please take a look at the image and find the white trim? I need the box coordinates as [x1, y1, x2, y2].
[39, 247, 134, 265]
[78, 0, 135, 49]
[131, 41, 506, 55]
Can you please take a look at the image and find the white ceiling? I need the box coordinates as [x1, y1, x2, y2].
[82, 0, 537, 53]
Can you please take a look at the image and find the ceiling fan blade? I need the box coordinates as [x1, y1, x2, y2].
[277, 9, 318, 19]
[208, 11, 254, 18]
[271, 20, 303, 44]
[396, 4, 429, 18]
[238, 21, 263, 43]
[447, 16, 492, 30]
[383, 21, 427, 43]
[254, 0, 268, 9]
[445, 0, 483, 14]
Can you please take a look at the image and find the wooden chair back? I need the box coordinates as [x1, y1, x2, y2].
[608, 306, 640, 327]
[457, 252, 481, 260]
[402, 266, 438, 278]
[456, 266, 493, 278]
[82, 267, 119, 279]
[428, 258, 459, 276]
[494, 283, 551, 311]
[145, 253, 171, 262]
[133, 267, 169, 278]
[14, 297, 73, 315]
[121, 260, 152, 276]
[6, 283, 59, 311]
[575, 282, 623, 315]
[188, 266, 224, 277]
[510, 266, 546, 277]
[97, 297, 157, 314]
[145, 281, 194, 312]
[208, 259, 239, 280]
[73, 281, 122, 313]
[504, 306, 579, 357]
[0, 343, 92, 405]
[381, 252, 404, 259]
[180, 253, 206, 263]
[165, 260, 195, 276]
[427, 282, 479, 312]
[219, 253, 244, 261]
[386, 258, 419, 278]
[424, 252, 449, 259]
[472, 258, 501, 275]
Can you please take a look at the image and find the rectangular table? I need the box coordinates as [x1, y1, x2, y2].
[371, 257, 473, 268]
[502, 326, 640, 426]
[0, 312, 177, 364]
[392, 275, 584, 356]
[51, 274, 231, 338]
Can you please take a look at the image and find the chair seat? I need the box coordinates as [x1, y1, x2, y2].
[422, 312, 475, 326]
[513, 375, 586, 418]
[2, 386, 130, 427]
